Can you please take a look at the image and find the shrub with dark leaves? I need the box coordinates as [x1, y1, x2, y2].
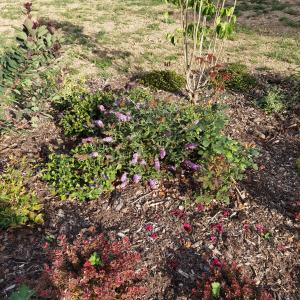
[39, 229, 147, 300]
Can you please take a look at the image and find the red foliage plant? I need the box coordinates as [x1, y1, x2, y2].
[39, 229, 147, 300]
[191, 260, 273, 300]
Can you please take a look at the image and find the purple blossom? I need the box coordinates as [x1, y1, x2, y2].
[102, 137, 113, 143]
[183, 159, 201, 171]
[167, 165, 176, 172]
[159, 148, 166, 159]
[131, 153, 139, 165]
[140, 159, 147, 166]
[121, 172, 127, 183]
[90, 152, 98, 158]
[120, 181, 127, 189]
[82, 137, 93, 144]
[114, 112, 131, 122]
[148, 179, 158, 190]
[95, 120, 104, 128]
[185, 143, 198, 150]
[133, 174, 142, 184]
[98, 104, 106, 112]
[154, 158, 160, 171]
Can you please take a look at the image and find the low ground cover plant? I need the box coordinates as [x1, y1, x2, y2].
[43, 87, 257, 202]
[257, 87, 284, 114]
[0, 165, 43, 229]
[39, 229, 147, 299]
[223, 63, 257, 93]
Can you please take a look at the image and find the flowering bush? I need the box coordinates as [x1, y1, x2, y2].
[39, 229, 147, 299]
[190, 260, 273, 300]
[43, 88, 257, 202]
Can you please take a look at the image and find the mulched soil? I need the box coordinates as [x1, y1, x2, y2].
[0, 75, 299, 299]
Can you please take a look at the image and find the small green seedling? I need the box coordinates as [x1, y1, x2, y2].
[89, 252, 102, 266]
[211, 281, 221, 298]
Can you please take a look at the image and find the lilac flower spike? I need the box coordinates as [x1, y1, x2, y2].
[131, 153, 139, 165]
[148, 179, 158, 190]
[98, 104, 106, 112]
[140, 159, 147, 166]
[133, 174, 142, 184]
[154, 158, 160, 171]
[102, 136, 113, 143]
[168, 165, 176, 172]
[95, 120, 104, 128]
[183, 159, 201, 171]
[82, 137, 93, 144]
[159, 148, 166, 159]
[114, 112, 131, 122]
[120, 181, 127, 189]
[185, 143, 198, 150]
[121, 172, 127, 183]
[90, 152, 98, 158]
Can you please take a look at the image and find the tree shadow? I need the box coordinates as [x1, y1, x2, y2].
[228, 71, 300, 221]
[39, 18, 132, 72]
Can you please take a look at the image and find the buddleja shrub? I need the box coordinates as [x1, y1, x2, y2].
[38, 229, 147, 299]
[190, 260, 273, 300]
[165, 0, 237, 102]
[0, 166, 43, 228]
[43, 88, 257, 202]
[0, 2, 62, 94]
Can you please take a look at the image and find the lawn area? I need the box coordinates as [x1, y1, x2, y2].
[0, 1, 299, 299]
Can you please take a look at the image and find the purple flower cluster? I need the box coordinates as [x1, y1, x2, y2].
[154, 158, 160, 171]
[185, 143, 198, 150]
[148, 179, 158, 190]
[114, 112, 131, 122]
[131, 153, 139, 165]
[95, 120, 104, 128]
[102, 136, 113, 143]
[133, 174, 142, 184]
[90, 152, 99, 158]
[97, 104, 106, 112]
[183, 159, 201, 171]
[120, 172, 128, 189]
[82, 137, 93, 144]
[159, 148, 166, 159]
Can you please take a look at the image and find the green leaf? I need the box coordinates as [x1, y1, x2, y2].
[8, 284, 34, 300]
[211, 281, 221, 298]
[88, 252, 102, 266]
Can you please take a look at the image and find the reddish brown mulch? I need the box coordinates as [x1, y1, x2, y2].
[0, 77, 299, 299]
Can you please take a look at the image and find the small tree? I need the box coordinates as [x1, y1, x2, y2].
[165, 0, 237, 103]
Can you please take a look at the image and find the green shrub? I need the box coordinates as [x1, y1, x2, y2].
[139, 70, 186, 93]
[0, 3, 62, 94]
[0, 166, 43, 229]
[224, 63, 257, 92]
[58, 91, 114, 136]
[43, 89, 257, 203]
[257, 88, 284, 114]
